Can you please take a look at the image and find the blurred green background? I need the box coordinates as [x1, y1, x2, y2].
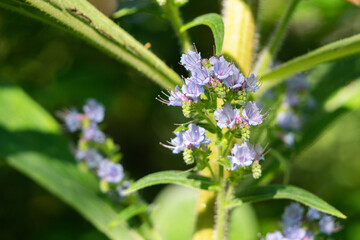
[0, 0, 359, 239]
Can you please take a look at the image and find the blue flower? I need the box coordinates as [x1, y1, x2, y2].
[282, 202, 304, 228]
[281, 132, 295, 147]
[222, 66, 245, 89]
[319, 215, 336, 235]
[227, 142, 256, 170]
[242, 101, 265, 126]
[283, 90, 300, 108]
[187, 66, 210, 85]
[180, 49, 202, 72]
[210, 56, 233, 80]
[276, 111, 301, 131]
[83, 123, 106, 143]
[75, 149, 103, 169]
[214, 103, 240, 129]
[161, 131, 186, 154]
[83, 99, 105, 123]
[283, 227, 306, 240]
[116, 181, 131, 197]
[183, 124, 210, 148]
[306, 208, 321, 221]
[157, 85, 186, 106]
[97, 159, 124, 183]
[265, 231, 284, 240]
[65, 109, 81, 132]
[182, 82, 204, 102]
[287, 74, 308, 92]
[245, 74, 260, 92]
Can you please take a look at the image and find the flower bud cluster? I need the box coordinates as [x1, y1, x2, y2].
[276, 75, 315, 147]
[262, 202, 341, 240]
[158, 49, 268, 177]
[60, 99, 129, 197]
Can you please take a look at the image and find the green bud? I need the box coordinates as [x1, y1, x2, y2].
[182, 101, 192, 118]
[241, 125, 250, 140]
[99, 179, 109, 193]
[215, 83, 227, 99]
[183, 147, 194, 164]
[252, 161, 262, 179]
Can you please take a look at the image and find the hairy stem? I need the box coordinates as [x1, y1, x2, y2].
[215, 166, 227, 240]
[163, 0, 193, 52]
[253, 0, 300, 75]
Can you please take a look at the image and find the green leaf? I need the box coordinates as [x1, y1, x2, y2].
[180, 13, 224, 55]
[2, 0, 182, 89]
[231, 185, 346, 219]
[124, 171, 215, 194]
[109, 204, 148, 229]
[261, 33, 360, 92]
[0, 85, 142, 240]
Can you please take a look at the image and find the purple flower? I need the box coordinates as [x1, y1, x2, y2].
[210, 56, 233, 79]
[187, 66, 210, 85]
[283, 90, 300, 108]
[83, 99, 105, 123]
[161, 131, 186, 154]
[281, 132, 295, 147]
[319, 216, 336, 235]
[276, 111, 301, 131]
[180, 49, 202, 72]
[282, 202, 304, 228]
[214, 103, 240, 129]
[65, 109, 81, 132]
[223, 66, 245, 89]
[245, 74, 260, 92]
[157, 85, 186, 106]
[287, 75, 308, 92]
[97, 159, 124, 183]
[227, 142, 256, 170]
[242, 101, 265, 126]
[283, 227, 306, 240]
[306, 208, 321, 221]
[182, 82, 204, 102]
[183, 124, 210, 148]
[75, 149, 103, 169]
[265, 231, 284, 240]
[83, 123, 106, 143]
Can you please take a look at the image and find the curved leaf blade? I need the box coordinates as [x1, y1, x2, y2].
[261, 33, 360, 92]
[124, 170, 215, 194]
[231, 185, 346, 219]
[180, 13, 224, 55]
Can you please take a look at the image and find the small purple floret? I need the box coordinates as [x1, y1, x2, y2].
[182, 82, 204, 102]
[83, 123, 106, 143]
[183, 124, 210, 148]
[282, 202, 304, 228]
[245, 74, 260, 92]
[65, 109, 81, 132]
[188, 66, 210, 85]
[75, 149, 103, 169]
[265, 231, 284, 240]
[83, 99, 105, 123]
[306, 208, 321, 221]
[180, 49, 202, 72]
[214, 103, 240, 129]
[223, 66, 245, 89]
[283, 227, 306, 240]
[161, 131, 186, 154]
[276, 111, 301, 131]
[242, 101, 264, 126]
[319, 216, 336, 235]
[227, 142, 256, 170]
[97, 159, 124, 183]
[168, 85, 184, 106]
[210, 56, 233, 80]
[117, 181, 131, 197]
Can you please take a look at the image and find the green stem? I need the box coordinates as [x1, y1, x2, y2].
[215, 166, 227, 240]
[225, 181, 236, 207]
[206, 161, 217, 182]
[163, 0, 193, 52]
[253, 0, 300, 76]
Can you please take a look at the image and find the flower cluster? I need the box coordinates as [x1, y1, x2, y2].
[276, 75, 315, 147]
[158, 49, 267, 178]
[60, 99, 129, 197]
[263, 202, 341, 240]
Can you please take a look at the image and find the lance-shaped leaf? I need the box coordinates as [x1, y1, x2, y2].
[180, 13, 224, 55]
[124, 171, 215, 195]
[230, 185, 346, 219]
[0, 85, 142, 240]
[1, 0, 182, 89]
[260, 33, 360, 93]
